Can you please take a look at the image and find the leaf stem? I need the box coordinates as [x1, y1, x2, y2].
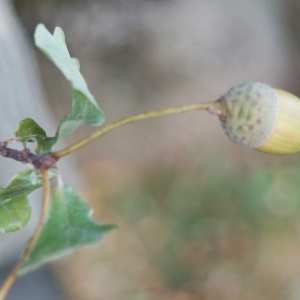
[0, 168, 51, 300]
[54, 101, 224, 158]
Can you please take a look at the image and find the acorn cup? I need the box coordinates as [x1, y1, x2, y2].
[212, 82, 300, 155]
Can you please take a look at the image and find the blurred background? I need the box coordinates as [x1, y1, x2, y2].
[2, 0, 300, 299]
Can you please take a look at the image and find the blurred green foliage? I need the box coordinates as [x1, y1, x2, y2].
[102, 154, 300, 298]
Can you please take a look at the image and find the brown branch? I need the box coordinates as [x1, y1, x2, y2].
[0, 144, 57, 169]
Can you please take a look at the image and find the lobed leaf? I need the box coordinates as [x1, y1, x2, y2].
[32, 24, 106, 151]
[20, 186, 116, 274]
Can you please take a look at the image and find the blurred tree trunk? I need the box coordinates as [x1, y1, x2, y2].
[0, 0, 81, 269]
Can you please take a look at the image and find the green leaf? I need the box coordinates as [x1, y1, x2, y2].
[33, 24, 106, 151]
[20, 186, 116, 275]
[15, 118, 46, 143]
[0, 169, 57, 204]
[0, 196, 31, 233]
[14, 118, 50, 152]
[0, 169, 57, 232]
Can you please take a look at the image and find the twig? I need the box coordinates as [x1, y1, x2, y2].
[54, 101, 225, 158]
[0, 168, 51, 300]
[0, 145, 56, 170]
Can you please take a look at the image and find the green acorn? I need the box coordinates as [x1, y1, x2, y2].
[215, 82, 300, 155]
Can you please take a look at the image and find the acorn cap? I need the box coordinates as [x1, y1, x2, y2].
[217, 82, 279, 149]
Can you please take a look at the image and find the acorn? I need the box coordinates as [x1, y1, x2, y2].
[213, 82, 300, 155]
